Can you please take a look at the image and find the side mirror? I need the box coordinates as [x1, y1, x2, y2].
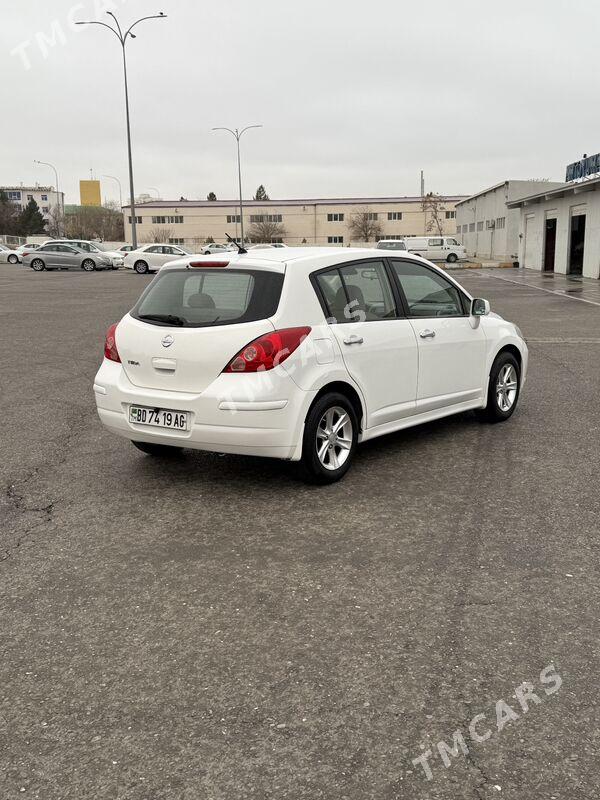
[471, 298, 490, 317]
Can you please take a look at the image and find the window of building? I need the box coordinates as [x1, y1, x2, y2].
[169, 238, 185, 245]
[327, 213, 345, 222]
[152, 215, 166, 224]
[41, 194, 48, 201]
[496, 217, 506, 229]
[327, 236, 344, 244]
[445, 210, 456, 219]
[469, 223, 476, 233]
[129, 216, 142, 224]
[42, 206, 49, 213]
[387, 212, 402, 221]
[383, 234, 404, 240]
[250, 214, 282, 223]
[477, 221, 484, 231]
[26, 194, 33, 201]
[227, 214, 241, 224]
[7, 191, 21, 201]
[367, 212, 378, 221]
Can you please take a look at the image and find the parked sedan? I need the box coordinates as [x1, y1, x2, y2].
[95, 247, 528, 484]
[41, 240, 124, 269]
[201, 243, 235, 255]
[0, 244, 21, 264]
[124, 244, 192, 274]
[22, 243, 113, 271]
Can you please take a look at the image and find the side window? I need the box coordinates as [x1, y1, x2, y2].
[391, 261, 466, 317]
[428, 238, 443, 247]
[147, 246, 160, 253]
[315, 261, 397, 323]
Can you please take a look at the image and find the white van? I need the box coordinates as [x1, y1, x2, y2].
[404, 236, 467, 263]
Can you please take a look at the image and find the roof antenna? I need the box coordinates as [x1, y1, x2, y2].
[226, 233, 247, 255]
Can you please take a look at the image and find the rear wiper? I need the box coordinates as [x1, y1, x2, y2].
[138, 313, 186, 326]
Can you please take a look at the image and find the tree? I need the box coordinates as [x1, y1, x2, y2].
[45, 204, 63, 238]
[248, 215, 286, 243]
[254, 185, 269, 201]
[422, 192, 446, 236]
[348, 207, 382, 242]
[63, 203, 124, 241]
[207, 192, 217, 201]
[0, 190, 19, 235]
[17, 198, 46, 236]
[145, 226, 174, 243]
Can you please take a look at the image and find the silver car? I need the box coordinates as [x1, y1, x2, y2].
[23, 243, 113, 272]
[42, 239, 124, 269]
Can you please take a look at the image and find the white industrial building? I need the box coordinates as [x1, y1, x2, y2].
[508, 177, 600, 279]
[455, 180, 563, 263]
[1, 184, 64, 224]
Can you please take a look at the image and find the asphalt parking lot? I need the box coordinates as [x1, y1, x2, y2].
[1, 263, 600, 800]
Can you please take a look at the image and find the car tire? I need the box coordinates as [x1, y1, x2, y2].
[31, 258, 45, 271]
[82, 259, 96, 272]
[132, 440, 183, 457]
[480, 351, 521, 423]
[8, 254, 18, 264]
[446, 253, 458, 263]
[298, 392, 358, 484]
[134, 260, 149, 274]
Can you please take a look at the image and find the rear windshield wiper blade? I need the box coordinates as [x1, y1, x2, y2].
[138, 313, 186, 326]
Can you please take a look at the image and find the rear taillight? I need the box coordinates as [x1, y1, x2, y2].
[224, 327, 311, 373]
[104, 323, 121, 363]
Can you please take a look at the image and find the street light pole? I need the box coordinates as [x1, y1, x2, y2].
[34, 159, 61, 235]
[102, 174, 123, 209]
[212, 125, 262, 245]
[76, 11, 167, 249]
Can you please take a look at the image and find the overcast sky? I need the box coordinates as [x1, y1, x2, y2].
[1, 0, 597, 205]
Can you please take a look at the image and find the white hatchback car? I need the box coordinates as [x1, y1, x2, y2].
[124, 244, 192, 274]
[94, 248, 528, 483]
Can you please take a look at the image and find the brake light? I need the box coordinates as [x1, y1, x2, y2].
[189, 260, 229, 268]
[104, 322, 121, 363]
[224, 327, 311, 373]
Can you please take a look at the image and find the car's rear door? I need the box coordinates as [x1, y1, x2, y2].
[60, 245, 81, 269]
[313, 259, 418, 429]
[389, 259, 487, 411]
[39, 245, 59, 267]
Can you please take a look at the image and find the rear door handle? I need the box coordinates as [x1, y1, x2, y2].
[419, 329, 436, 339]
[343, 335, 364, 345]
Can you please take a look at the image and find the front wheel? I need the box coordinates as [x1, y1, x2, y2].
[134, 260, 149, 274]
[480, 352, 521, 423]
[132, 441, 183, 457]
[8, 254, 18, 264]
[299, 393, 358, 484]
[446, 253, 458, 263]
[31, 258, 45, 271]
[82, 259, 95, 272]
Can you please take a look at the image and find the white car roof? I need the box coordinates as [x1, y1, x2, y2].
[159, 246, 431, 275]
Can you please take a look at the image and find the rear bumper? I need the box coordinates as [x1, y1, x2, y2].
[93, 359, 315, 460]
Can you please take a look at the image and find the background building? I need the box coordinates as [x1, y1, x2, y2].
[1, 184, 64, 224]
[508, 178, 600, 279]
[80, 180, 101, 207]
[456, 180, 563, 263]
[122, 195, 466, 248]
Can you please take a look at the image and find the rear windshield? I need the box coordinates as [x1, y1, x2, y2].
[131, 268, 284, 328]
[377, 241, 407, 250]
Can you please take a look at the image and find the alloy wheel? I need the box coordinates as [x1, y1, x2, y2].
[316, 406, 353, 471]
[31, 259, 44, 271]
[496, 364, 518, 411]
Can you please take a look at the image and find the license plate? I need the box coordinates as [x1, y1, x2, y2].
[129, 405, 189, 431]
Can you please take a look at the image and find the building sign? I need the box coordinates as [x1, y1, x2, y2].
[566, 153, 600, 182]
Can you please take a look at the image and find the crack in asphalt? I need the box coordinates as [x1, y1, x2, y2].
[1, 403, 88, 564]
[464, 747, 495, 799]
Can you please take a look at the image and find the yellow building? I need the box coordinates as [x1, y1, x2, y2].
[122, 195, 466, 247]
[80, 180, 101, 207]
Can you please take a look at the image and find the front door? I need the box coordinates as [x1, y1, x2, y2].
[389, 259, 487, 411]
[314, 259, 418, 428]
[544, 218, 557, 272]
